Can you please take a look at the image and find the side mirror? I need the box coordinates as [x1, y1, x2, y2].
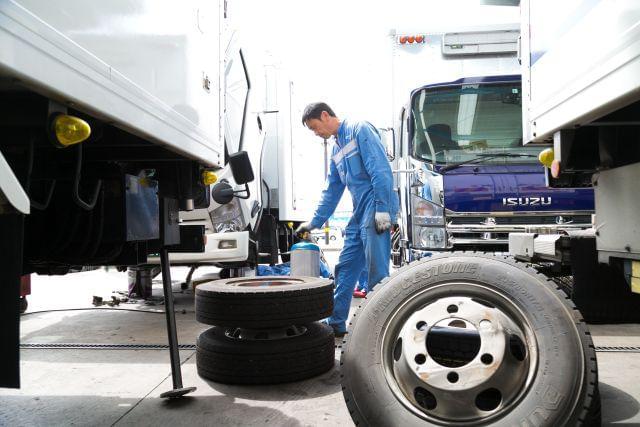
[228, 151, 254, 185]
[211, 151, 254, 204]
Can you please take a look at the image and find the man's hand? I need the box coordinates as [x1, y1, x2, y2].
[295, 222, 315, 237]
[374, 212, 392, 234]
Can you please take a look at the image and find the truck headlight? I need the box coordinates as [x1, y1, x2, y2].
[209, 197, 245, 233]
[411, 194, 447, 249]
[416, 227, 447, 249]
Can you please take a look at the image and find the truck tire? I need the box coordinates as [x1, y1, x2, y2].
[195, 276, 333, 328]
[196, 322, 335, 384]
[19, 297, 28, 314]
[341, 253, 599, 427]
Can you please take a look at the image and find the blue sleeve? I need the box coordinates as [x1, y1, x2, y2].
[356, 122, 393, 214]
[310, 156, 345, 229]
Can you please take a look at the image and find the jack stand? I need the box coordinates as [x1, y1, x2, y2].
[159, 248, 196, 398]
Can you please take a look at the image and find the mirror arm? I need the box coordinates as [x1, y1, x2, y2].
[233, 183, 251, 200]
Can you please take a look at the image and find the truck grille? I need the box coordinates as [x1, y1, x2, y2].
[446, 214, 592, 246]
[448, 215, 592, 226]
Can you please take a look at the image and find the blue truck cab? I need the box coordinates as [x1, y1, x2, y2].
[393, 75, 594, 262]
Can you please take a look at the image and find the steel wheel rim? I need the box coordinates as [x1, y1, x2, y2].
[224, 325, 308, 341]
[380, 281, 539, 425]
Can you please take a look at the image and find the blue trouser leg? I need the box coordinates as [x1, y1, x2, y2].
[327, 224, 364, 332]
[357, 269, 368, 292]
[327, 224, 391, 332]
[363, 225, 391, 292]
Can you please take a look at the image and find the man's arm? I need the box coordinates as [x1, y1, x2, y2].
[356, 123, 393, 215]
[310, 156, 346, 230]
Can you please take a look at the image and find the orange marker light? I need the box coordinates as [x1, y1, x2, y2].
[399, 36, 408, 44]
[408, 35, 415, 44]
[416, 35, 425, 43]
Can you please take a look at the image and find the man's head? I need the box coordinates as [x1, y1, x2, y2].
[302, 102, 340, 139]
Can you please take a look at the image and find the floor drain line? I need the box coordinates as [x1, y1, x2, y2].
[595, 346, 640, 353]
[20, 343, 640, 353]
[21, 343, 196, 350]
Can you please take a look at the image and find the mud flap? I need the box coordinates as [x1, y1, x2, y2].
[0, 214, 24, 388]
[571, 236, 640, 323]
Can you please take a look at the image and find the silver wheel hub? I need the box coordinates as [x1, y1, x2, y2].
[388, 294, 534, 422]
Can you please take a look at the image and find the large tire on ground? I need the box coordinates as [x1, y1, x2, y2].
[195, 276, 333, 328]
[341, 253, 599, 427]
[196, 322, 335, 385]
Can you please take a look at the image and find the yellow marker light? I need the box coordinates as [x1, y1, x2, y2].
[538, 148, 554, 168]
[632, 261, 640, 294]
[53, 115, 91, 147]
[287, 222, 294, 228]
[202, 170, 218, 186]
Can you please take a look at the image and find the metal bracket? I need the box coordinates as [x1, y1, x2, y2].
[72, 144, 102, 211]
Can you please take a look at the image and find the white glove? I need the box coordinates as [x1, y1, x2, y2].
[374, 212, 392, 234]
[295, 221, 315, 236]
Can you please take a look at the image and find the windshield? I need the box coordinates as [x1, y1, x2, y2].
[410, 81, 539, 164]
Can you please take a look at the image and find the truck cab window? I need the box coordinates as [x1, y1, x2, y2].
[411, 81, 534, 165]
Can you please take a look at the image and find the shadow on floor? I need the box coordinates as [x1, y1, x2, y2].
[0, 394, 303, 427]
[601, 381, 640, 425]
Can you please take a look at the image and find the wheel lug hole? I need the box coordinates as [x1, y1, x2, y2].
[447, 304, 458, 314]
[447, 372, 459, 383]
[416, 321, 427, 331]
[481, 353, 493, 365]
[415, 354, 426, 365]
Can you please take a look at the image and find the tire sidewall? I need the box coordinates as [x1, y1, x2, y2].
[343, 254, 592, 427]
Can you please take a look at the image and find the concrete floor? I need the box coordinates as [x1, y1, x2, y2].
[1, 262, 640, 426]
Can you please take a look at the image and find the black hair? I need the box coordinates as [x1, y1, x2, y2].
[301, 102, 336, 126]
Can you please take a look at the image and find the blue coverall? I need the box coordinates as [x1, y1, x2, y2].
[309, 120, 399, 333]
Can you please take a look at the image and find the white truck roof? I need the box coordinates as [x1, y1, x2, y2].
[391, 24, 520, 122]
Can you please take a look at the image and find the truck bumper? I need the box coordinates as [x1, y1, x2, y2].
[148, 231, 250, 265]
[508, 229, 596, 263]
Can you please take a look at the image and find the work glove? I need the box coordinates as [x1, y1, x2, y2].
[374, 212, 392, 234]
[295, 221, 315, 237]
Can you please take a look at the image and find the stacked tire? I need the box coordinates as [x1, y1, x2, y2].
[194, 276, 335, 385]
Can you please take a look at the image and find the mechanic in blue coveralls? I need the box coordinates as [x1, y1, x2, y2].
[296, 102, 398, 337]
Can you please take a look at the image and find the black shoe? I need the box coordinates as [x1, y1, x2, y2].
[333, 329, 347, 338]
[322, 321, 347, 338]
